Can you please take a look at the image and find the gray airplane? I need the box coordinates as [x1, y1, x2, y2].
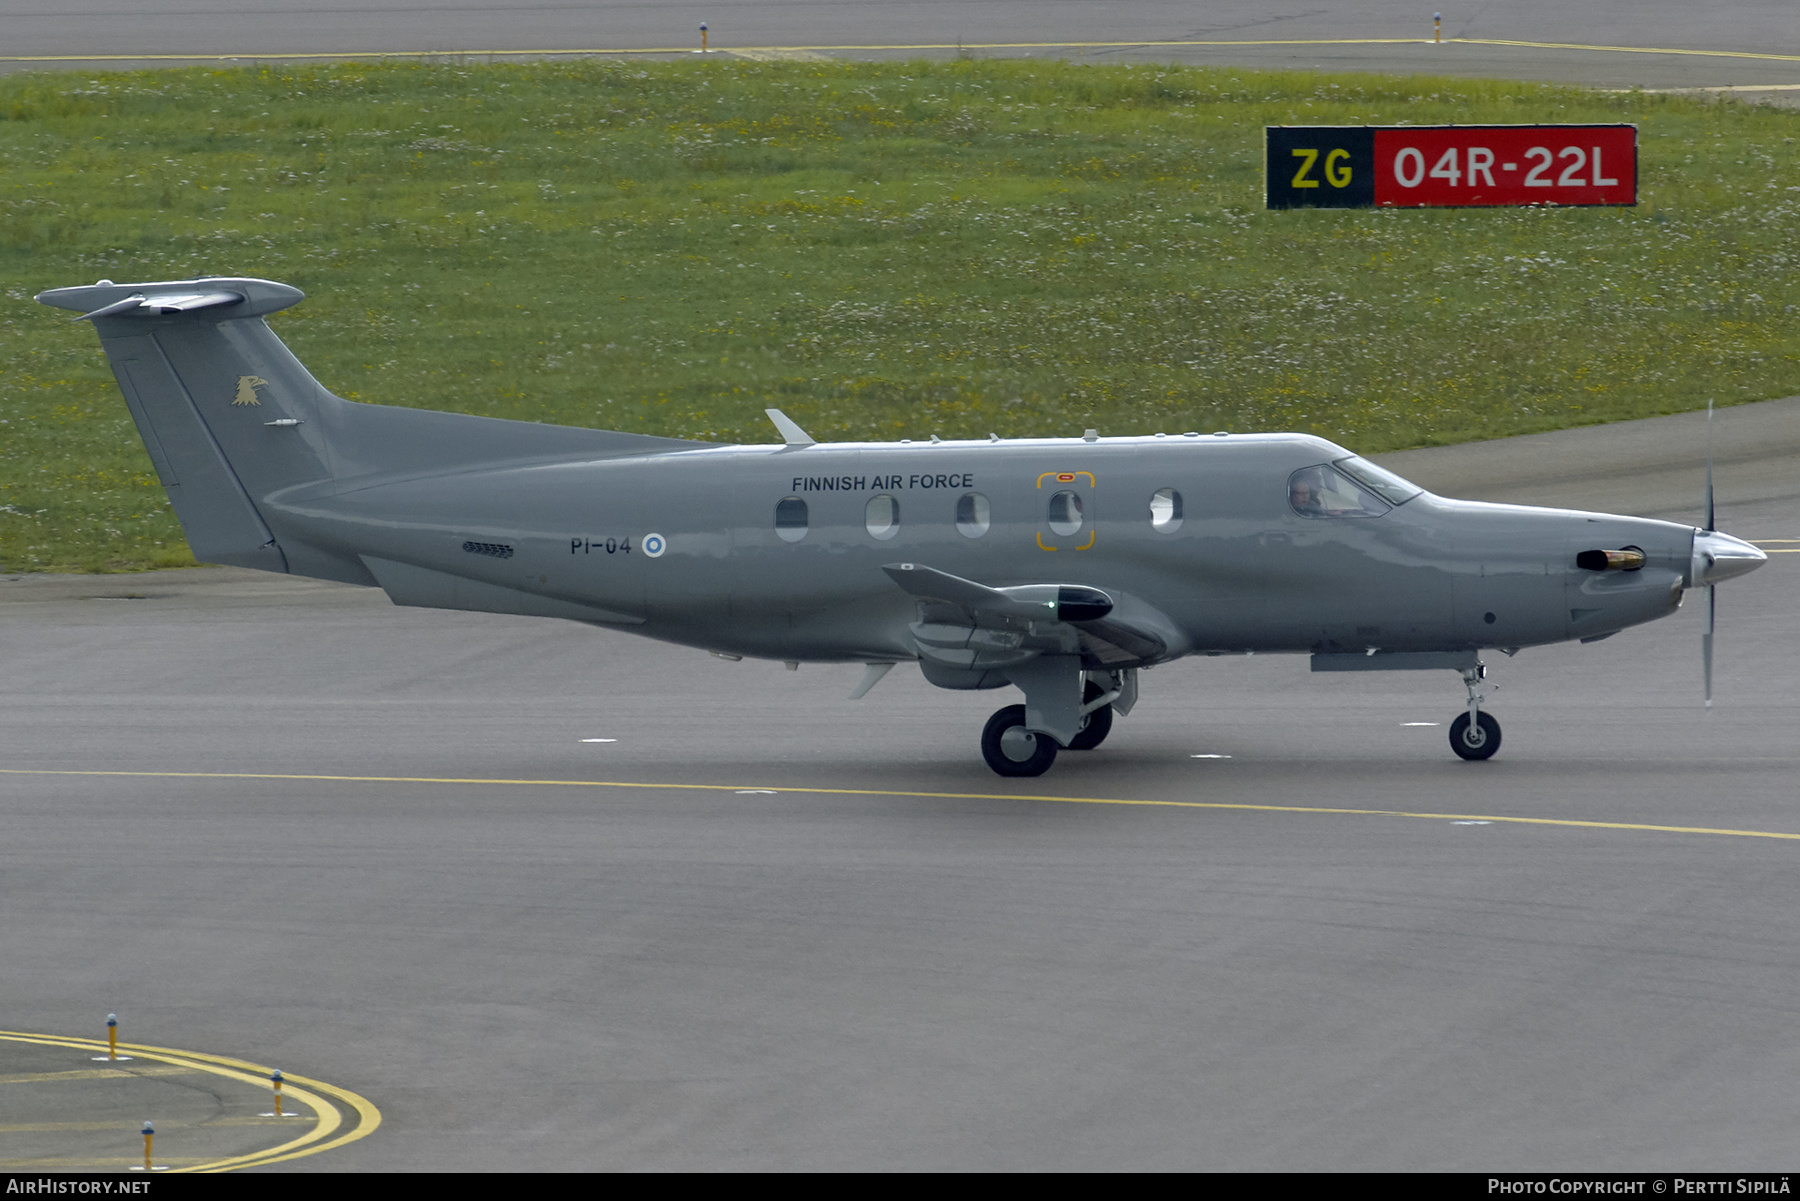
[38, 276, 1767, 776]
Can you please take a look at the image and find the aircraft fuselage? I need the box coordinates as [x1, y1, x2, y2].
[266, 432, 1698, 665]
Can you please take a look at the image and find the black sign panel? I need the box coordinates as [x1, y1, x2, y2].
[1265, 126, 1375, 210]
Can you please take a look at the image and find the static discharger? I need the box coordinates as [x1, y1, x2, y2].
[94, 1013, 131, 1062]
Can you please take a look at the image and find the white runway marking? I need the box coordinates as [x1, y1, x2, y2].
[1403, 722, 1442, 727]
[580, 738, 617, 743]
[1190, 754, 1233, 759]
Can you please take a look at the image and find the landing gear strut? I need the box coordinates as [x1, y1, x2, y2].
[1449, 665, 1501, 761]
[1065, 680, 1114, 751]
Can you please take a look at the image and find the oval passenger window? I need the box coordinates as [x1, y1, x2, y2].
[1047, 491, 1083, 536]
[865, 494, 900, 540]
[774, 495, 809, 543]
[955, 492, 990, 539]
[1150, 488, 1183, 533]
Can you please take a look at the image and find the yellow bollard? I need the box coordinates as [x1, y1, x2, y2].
[1434, 12, 1441, 43]
[94, 1013, 131, 1062]
[132, 1120, 166, 1171]
[700, 23, 708, 54]
[262, 1068, 295, 1118]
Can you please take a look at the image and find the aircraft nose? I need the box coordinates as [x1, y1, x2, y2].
[1691, 530, 1767, 586]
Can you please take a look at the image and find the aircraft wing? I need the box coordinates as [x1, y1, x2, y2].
[882, 562, 1176, 669]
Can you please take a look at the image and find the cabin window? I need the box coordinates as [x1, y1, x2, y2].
[955, 492, 990, 538]
[1287, 464, 1388, 518]
[775, 495, 809, 542]
[1150, 488, 1183, 533]
[865, 494, 900, 540]
[1047, 490, 1084, 536]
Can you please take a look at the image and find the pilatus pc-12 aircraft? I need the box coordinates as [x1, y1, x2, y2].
[39, 277, 1767, 777]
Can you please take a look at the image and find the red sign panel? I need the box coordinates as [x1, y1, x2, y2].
[1372, 125, 1635, 208]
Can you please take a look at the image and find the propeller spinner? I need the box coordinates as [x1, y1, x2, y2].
[1693, 400, 1769, 707]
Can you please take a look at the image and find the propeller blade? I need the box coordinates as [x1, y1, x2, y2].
[1702, 399, 1716, 709]
[1703, 584, 1715, 710]
[1705, 398, 1716, 533]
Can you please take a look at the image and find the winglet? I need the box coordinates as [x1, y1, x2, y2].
[765, 408, 816, 448]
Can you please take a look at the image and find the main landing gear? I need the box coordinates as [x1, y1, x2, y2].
[981, 705, 1058, 776]
[981, 674, 1123, 777]
[1448, 664, 1501, 761]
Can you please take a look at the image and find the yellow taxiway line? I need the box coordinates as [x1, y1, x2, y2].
[2, 37, 1799, 66]
[0, 1031, 379, 1172]
[4, 767, 1798, 843]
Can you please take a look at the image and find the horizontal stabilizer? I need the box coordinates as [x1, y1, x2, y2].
[38, 277, 304, 320]
[74, 291, 245, 321]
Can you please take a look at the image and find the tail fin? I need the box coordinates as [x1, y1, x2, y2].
[38, 277, 707, 584]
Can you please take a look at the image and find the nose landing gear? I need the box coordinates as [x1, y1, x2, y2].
[1449, 664, 1501, 761]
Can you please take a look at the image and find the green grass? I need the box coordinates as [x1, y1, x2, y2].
[2, 58, 1797, 571]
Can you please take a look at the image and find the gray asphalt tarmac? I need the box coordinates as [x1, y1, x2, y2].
[3, 0, 1800, 90]
[2, 397, 1797, 1171]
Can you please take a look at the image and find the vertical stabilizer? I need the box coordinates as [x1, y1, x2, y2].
[38, 278, 332, 574]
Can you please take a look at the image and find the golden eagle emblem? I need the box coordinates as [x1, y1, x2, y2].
[232, 376, 269, 407]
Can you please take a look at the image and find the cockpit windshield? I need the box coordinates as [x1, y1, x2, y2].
[1333, 456, 1424, 506]
[1288, 457, 1425, 518]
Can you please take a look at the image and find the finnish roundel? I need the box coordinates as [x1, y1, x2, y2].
[642, 533, 667, 558]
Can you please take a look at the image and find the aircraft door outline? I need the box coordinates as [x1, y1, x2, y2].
[1035, 471, 1097, 552]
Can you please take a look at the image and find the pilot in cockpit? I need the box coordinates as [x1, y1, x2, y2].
[1289, 469, 1326, 515]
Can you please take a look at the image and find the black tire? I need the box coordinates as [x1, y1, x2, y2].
[1065, 681, 1113, 751]
[981, 704, 1059, 777]
[1449, 711, 1501, 761]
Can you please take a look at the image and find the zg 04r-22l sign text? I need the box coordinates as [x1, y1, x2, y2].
[1266, 125, 1637, 209]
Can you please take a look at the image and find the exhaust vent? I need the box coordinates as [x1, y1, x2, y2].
[1576, 547, 1645, 572]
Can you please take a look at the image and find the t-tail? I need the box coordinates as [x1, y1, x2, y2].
[37, 277, 701, 586]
